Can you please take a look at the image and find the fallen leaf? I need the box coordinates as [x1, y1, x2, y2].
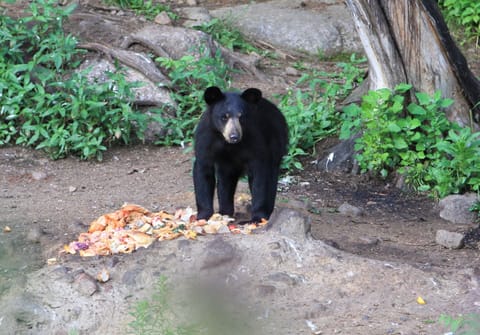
[416, 296, 426, 305]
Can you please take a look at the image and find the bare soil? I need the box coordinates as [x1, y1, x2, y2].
[1, 1, 480, 334]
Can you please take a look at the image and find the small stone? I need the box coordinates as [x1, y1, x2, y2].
[68, 186, 77, 193]
[3, 226, 11, 233]
[267, 272, 305, 286]
[256, 284, 276, 297]
[285, 66, 299, 76]
[154, 11, 172, 25]
[185, 0, 198, 5]
[338, 202, 364, 217]
[47, 258, 57, 265]
[435, 229, 465, 249]
[73, 272, 99, 296]
[26, 227, 43, 242]
[31, 171, 47, 181]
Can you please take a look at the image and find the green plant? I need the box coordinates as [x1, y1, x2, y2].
[439, 0, 480, 45]
[154, 48, 233, 146]
[279, 54, 365, 170]
[469, 197, 480, 222]
[194, 18, 262, 54]
[128, 276, 199, 335]
[340, 84, 451, 177]
[439, 313, 480, 335]
[340, 83, 480, 197]
[426, 127, 480, 196]
[0, 0, 152, 160]
[104, 0, 178, 21]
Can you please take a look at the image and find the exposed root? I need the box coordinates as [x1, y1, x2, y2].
[77, 42, 171, 86]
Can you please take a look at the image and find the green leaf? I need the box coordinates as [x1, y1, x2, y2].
[394, 83, 412, 93]
[415, 92, 431, 105]
[387, 122, 401, 133]
[407, 103, 427, 115]
[393, 137, 408, 149]
[439, 98, 454, 108]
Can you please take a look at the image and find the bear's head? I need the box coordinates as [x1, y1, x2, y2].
[204, 86, 262, 144]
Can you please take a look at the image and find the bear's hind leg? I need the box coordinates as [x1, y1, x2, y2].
[248, 163, 272, 222]
[265, 166, 280, 217]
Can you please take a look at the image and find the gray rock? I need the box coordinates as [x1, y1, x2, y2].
[435, 229, 465, 249]
[201, 237, 237, 270]
[211, 0, 363, 57]
[154, 11, 172, 25]
[26, 227, 43, 243]
[122, 24, 216, 60]
[31, 171, 48, 181]
[256, 284, 277, 297]
[267, 271, 305, 286]
[268, 208, 311, 241]
[179, 7, 212, 28]
[10, 294, 49, 331]
[439, 193, 478, 224]
[338, 202, 363, 217]
[73, 271, 99, 296]
[316, 134, 361, 173]
[79, 58, 174, 108]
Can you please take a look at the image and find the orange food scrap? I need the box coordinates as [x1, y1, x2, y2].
[64, 204, 267, 257]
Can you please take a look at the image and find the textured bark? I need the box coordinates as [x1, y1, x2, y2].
[346, 0, 480, 127]
[346, 0, 407, 90]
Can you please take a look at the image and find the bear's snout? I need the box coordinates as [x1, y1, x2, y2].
[223, 117, 243, 144]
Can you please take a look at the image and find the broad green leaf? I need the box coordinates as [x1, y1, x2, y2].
[393, 137, 408, 149]
[415, 92, 431, 105]
[407, 103, 427, 115]
[387, 122, 401, 133]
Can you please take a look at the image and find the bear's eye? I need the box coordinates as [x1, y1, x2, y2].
[221, 114, 229, 122]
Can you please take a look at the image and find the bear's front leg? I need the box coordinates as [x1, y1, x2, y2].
[193, 159, 215, 220]
[216, 164, 242, 216]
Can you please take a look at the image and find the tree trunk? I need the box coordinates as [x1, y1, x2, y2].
[345, 0, 480, 127]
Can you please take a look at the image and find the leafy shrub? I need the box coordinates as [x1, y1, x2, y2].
[279, 54, 365, 170]
[439, 313, 480, 335]
[154, 49, 233, 146]
[194, 18, 262, 54]
[439, 0, 480, 44]
[426, 127, 480, 196]
[0, 0, 151, 160]
[341, 84, 480, 197]
[104, 0, 178, 21]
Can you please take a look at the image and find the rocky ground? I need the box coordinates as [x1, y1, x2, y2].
[1, 1, 480, 335]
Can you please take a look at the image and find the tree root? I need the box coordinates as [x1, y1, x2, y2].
[77, 42, 172, 86]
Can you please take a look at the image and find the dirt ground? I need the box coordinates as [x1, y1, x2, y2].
[1, 0, 480, 334]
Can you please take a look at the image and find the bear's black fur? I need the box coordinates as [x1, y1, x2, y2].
[193, 86, 288, 223]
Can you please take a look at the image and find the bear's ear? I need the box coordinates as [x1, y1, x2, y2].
[204, 86, 225, 105]
[241, 88, 262, 104]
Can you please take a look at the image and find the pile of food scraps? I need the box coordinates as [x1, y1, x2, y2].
[63, 204, 267, 257]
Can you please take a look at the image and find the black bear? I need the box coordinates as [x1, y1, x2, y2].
[193, 86, 288, 223]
